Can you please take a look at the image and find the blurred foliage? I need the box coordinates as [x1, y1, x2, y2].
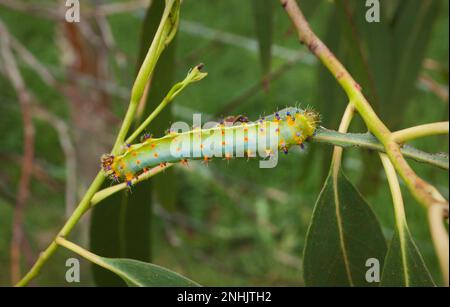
[0, 0, 448, 286]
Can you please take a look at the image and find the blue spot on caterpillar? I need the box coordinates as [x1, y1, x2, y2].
[101, 107, 319, 184]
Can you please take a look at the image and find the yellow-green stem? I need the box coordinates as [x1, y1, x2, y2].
[15, 171, 105, 286]
[331, 103, 356, 175]
[91, 163, 173, 206]
[393, 122, 449, 143]
[56, 237, 144, 286]
[55, 237, 109, 272]
[379, 153, 410, 286]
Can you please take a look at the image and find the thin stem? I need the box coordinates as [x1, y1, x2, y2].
[280, 0, 448, 210]
[379, 154, 406, 222]
[428, 204, 449, 286]
[331, 103, 356, 175]
[91, 163, 173, 206]
[15, 171, 105, 287]
[57, 237, 149, 287]
[55, 237, 105, 270]
[393, 122, 449, 143]
[379, 153, 409, 286]
[312, 128, 449, 170]
[56, 237, 143, 286]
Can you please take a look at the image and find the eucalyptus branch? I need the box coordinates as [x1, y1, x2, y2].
[280, 0, 448, 210]
[15, 0, 181, 287]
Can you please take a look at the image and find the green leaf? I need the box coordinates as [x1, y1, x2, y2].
[303, 170, 387, 286]
[381, 226, 435, 287]
[97, 258, 200, 287]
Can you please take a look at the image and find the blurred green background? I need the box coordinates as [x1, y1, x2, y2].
[0, 0, 448, 286]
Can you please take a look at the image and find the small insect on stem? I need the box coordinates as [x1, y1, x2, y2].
[221, 115, 250, 125]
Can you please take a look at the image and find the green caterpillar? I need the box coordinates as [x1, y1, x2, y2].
[101, 107, 319, 185]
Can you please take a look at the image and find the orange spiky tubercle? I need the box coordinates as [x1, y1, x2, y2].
[100, 107, 319, 183]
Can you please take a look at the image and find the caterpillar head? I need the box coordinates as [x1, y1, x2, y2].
[303, 108, 321, 127]
[101, 154, 115, 175]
